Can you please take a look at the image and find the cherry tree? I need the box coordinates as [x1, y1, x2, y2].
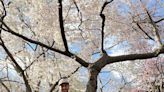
[0, 0, 164, 92]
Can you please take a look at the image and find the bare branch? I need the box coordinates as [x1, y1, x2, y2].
[0, 21, 89, 67]
[72, 0, 90, 48]
[0, 38, 23, 73]
[94, 45, 164, 70]
[100, 0, 114, 53]
[72, 0, 100, 55]
[155, 18, 164, 23]
[73, 0, 83, 32]
[99, 77, 111, 92]
[0, 38, 32, 92]
[6, 65, 12, 89]
[58, 0, 69, 52]
[0, 39, 32, 92]
[92, 41, 123, 55]
[140, 0, 162, 46]
[0, 79, 10, 92]
[63, 4, 72, 22]
[0, 0, 7, 36]
[24, 42, 54, 71]
[135, 22, 155, 41]
[100, 0, 114, 14]
[16, 7, 35, 36]
[107, 46, 164, 64]
[1, 79, 24, 84]
[0, 0, 7, 20]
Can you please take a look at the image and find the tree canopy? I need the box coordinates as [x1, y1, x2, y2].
[0, 0, 164, 92]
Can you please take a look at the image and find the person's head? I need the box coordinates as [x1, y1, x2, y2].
[59, 78, 69, 92]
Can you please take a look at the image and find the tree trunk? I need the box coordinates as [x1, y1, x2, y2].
[22, 73, 32, 92]
[86, 68, 99, 92]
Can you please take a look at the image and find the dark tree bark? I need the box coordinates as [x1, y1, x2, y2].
[86, 66, 100, 92]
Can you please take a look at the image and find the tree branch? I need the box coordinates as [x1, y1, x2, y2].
[0, 0, 7, 36]
[107, 46, 164, 64]
[0, 38, 32, 92]
[140, 0, 162, 46]
[95, 45, 164, 70]
[0, 38, 23, 73]
[73, 0, 83, 32]
[73, 0, 91, 47]
[0, 0, 7, 20]
[58, 0, 69, 52]
[136, 22, 154, 41]
[24, 42, 54, 71]
[92, 41, 123, 55]
[0, 21, 89, 67]
[155, 18, 164, 23]
[100, 0, 114, 53]
[1, 79, 24, 84]
[0, 79, 10, 92]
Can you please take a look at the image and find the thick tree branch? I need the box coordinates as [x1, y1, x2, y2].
[107, 46, 164, 65]
[58, 0, 69, 52]
[0, 38, 32, 92]
[0, 0, 7, 35]
[100, 0, 113, 53]
[0, 21, 89, 67]
[0, 0, 6, 19]
[0, 38, 23, 73]
[155, 18, 164, 23]
[100, 13, 106, 53]
[94, 46, 164, 71]
[100, 0, 114, 14]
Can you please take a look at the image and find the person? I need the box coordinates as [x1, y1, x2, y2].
[58, 78, 69, 92]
